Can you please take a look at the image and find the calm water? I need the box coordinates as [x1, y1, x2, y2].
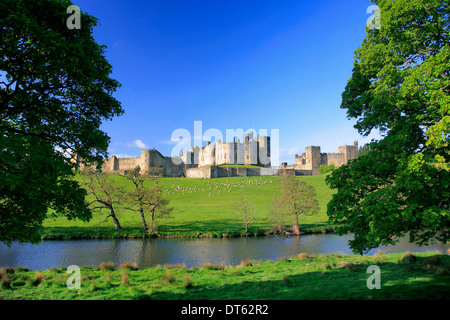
[0, 234, 449, 270]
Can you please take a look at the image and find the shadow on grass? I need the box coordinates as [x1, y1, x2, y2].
[145, 255, 450, 300]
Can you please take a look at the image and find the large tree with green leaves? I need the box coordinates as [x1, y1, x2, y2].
[278, 175, 319, 235]
[327, 0, 449, 254]
[0, 0, 123, 245]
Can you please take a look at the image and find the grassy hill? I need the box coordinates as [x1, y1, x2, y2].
[42, 175, 336, 239]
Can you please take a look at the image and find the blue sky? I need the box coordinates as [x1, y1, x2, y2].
[74, 0, 380, 164]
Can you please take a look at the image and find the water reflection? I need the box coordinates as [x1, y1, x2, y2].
[0, 234, 448, 270]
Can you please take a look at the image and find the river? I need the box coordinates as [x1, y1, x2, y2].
[0, 234, 448, 270]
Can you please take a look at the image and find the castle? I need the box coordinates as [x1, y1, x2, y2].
[180, 132, 270, 168]
[74, 136, 358, 178]
[74, 148, 186, 177]
[283, 141, 359, 176]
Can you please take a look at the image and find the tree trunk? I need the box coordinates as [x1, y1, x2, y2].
[292, 214, 300, 235]
[109, 208, 122, 231]
[139, 207, 147, 231]
[148, 209, 156, 234]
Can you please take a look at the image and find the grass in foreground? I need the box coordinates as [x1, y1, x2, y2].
[1, 252, 449, 300]
[42, 175, 336, 239]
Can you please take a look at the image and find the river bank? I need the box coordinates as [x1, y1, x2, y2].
[40, 226, 336, 241]
[1, 252, 449, 300]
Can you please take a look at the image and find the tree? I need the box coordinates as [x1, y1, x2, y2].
[326, 0, 450, 254]
[278, 175, 319, 235]
[266, 194, 290, 234]
[124, 166, 172, 234]
[232, 196, 256, 234]
[80, 169, 125, 231]
[145, 184, 173, 234]
[358, 144, 372, 157]
[0, 0, 123, 245]
[125, 167, 150, 231]
[319, 164, 336, 175]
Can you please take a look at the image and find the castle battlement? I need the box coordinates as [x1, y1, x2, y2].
[289, 141, 358, 175]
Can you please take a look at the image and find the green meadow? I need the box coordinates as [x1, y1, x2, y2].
[1, 252, 449, 300]
[42, 175, 336, 239]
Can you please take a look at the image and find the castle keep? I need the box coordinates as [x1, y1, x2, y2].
[180, 132, 271, 168]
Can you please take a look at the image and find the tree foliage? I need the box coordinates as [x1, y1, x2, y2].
[80, 169, 125, 231]
[358, 144, 372, 157]
[319, 164, 336, 175]
[232, 196, 256, 234]
[0, 0, 123, 244]
[266, 194, 290, 234]
[124, 166, 172, 234]
[326, 0, 450, 254]
[278, 175, 319, 235]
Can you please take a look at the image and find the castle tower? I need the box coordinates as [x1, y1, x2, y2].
[338, 141, 359, 164]
[305, 146, 321, 175]
[244, 132, 257, 165]
[192, 146, 200, 166]
[235, 138, 245, 164]
[257, 135, 271, 167]
[140, 149, 151, 172]
[111, 155, 119, 171]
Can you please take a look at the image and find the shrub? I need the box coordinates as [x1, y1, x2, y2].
[297, 253, 309, 259]
[425, 255, 441, 267]
[240, 259, 253, 267]
[337, 261, 358, 271]
[0, 274, 12, 290]
[0, 267, 15, 275]
[373, 250, 385, 259]
[320, 263, 333, 271]
[99, 262, 115, 271]
[30, 272, 45, 286]
[276, 257, 290, 263]
[182, 275, 193, 289]
[319, 164, 336, 175]
[399, 252, 416, 265]
[121, 273, 129, 286]
[201, 263, 225, 270]
[162, 271, 176, 285]
[15, 266, 29, 272]
[119, 263, 139, 271]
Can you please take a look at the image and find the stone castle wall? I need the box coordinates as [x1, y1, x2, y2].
[290, 141, 358, 173]
[86, 149, 184, 177]
[186, 166, 280, 179]
[322, 153, 346, 167]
